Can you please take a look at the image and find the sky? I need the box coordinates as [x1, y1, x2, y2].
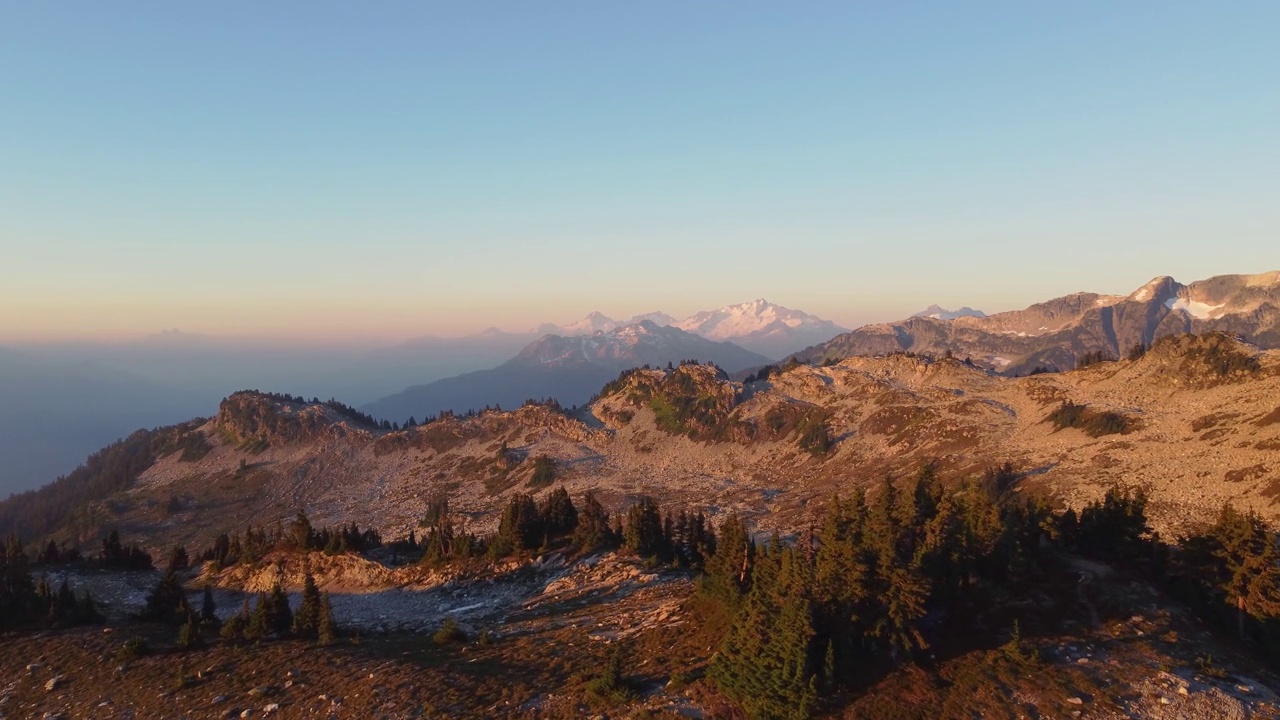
[2, 1, 1279, 342]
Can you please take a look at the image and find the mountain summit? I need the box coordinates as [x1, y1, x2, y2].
[673, 299, 848, 359]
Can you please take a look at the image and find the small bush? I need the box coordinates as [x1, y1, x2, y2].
[177, 616, 204, 650]
[585, 648, 636, 703]
[526, 455, 556, 489]
[1075, 351, 1113, 370]
[1047, 401, 1132, 437]
[220, 613, 246, 641]
[797, 415, 834, 456]
[116, 636, 151, 661]
[433, 616, 467, 645]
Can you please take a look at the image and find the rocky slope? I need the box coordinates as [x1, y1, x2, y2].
[799, 271, 1280, 375]
[12, 332, 1279, 556]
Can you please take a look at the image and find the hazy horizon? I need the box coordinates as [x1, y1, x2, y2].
[5, 267, 1276, 345]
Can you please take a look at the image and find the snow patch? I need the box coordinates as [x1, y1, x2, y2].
[1166, 297, 1225, 320]
[991, 356, 1012, 367]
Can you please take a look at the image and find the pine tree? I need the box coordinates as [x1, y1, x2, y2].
[623, 497, 669, 560]
[538, 486, 578, 538]
[709, 543, 816, 720]
[701, 513, 753, 604]
[245, 594, 269, 639]
[317, 592, 337, 645]
[571, 490, 616, 553]
[1209, 505, 1280, 637]
[263, 582, 293, 636]
[293, 573, 322, 640]
[200, 586, 218, 624]
[177, 613, 204, 650]
[142, 569, 190, 624]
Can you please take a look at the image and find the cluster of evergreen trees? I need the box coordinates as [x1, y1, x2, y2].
[699, 466, 1280, 719]
[100, 529, 154, 570]
[217, 574, 337, 645]
[411, 488, 715, 569]
[703, 465, 1047, 719]
[196, 517, 381, 569]
[0, 536, 101, 631]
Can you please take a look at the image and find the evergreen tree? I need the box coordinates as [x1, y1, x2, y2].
[571, 491, 616, 553]
[142, 569, 191, 624]
[166, 545, 189, 572]
[623, 496, 669, 560]
[200, 586, 218, 625]
[293, 573, 322, 640]
[289, 511, 315, 550]
[1207, 505, 1280, 637]
[263, 582, 293, 636]
[492, 493, 543, 556]
[177, 613, 204, 650]
[317, 592, 338, 645]
[709, 543, 816, 720]
[701, 513, 753, 603]
[538, 486, 578, 538]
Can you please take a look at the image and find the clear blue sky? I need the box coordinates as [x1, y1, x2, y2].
[2, 1, 1278, 340]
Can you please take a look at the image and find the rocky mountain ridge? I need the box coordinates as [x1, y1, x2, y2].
[9, 332, 1279, 558]
[798, 271, 1280, 375]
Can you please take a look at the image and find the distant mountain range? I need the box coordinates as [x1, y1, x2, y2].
[911, 305, 987, 321]
[359, 300, 844, 422]
[531, 300, 846, 360]
[360, 321, 771, 423]
[797, 272, 1280, 375]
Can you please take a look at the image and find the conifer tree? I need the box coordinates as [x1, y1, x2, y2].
[623, 496, 669, 560]
[538, 486, 578, 538]
[702, 513, 753, 603]
[177, 613, 204, 650]
[1208, 505, 1280, 637]
[200, 586, 218, 624]
[709, 543, 816, 720]
[572, 490, 616, 553]
[317, 591, 337, 645]
[293, 573, 322, 640]
[263, 582, 293, 636]
[142, 569, 190, 624]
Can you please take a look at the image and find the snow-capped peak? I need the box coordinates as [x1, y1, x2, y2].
[526, 300, 845, 359]
[670, 300, 848, 358]
[674, 300, 834, 339]
[625, 311, 676, 327]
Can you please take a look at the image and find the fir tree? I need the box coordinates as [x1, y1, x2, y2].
[293, 573, 322, 640]
[571, 490, 616, 553]
[142, 569, 190, 624]
[200, 586, 218, 624]
[317, 592, 338, 645]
